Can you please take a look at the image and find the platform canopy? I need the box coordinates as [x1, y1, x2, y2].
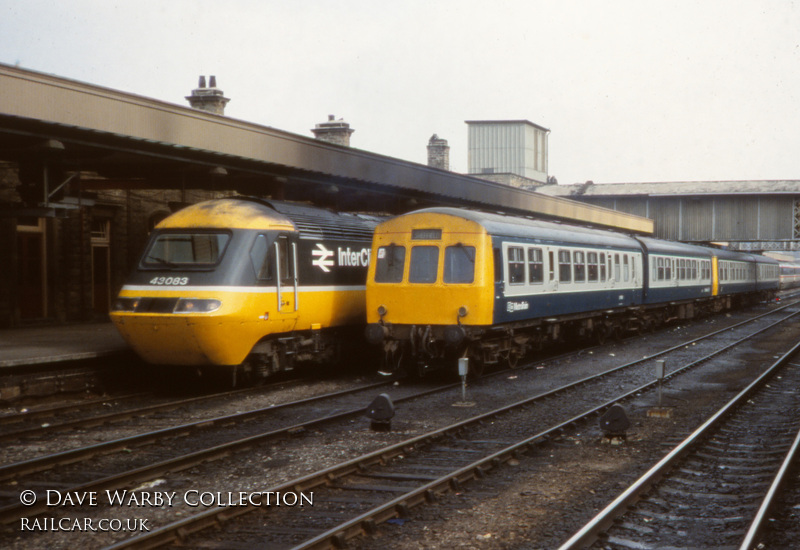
[0, 63, 652, 234]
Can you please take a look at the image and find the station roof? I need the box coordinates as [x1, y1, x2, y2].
[536, 180, 800, 198]
[0, 63, 651, 234]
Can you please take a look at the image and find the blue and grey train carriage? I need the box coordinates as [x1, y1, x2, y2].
[365, 207, 779, 376]
[637, 237, 714, 320]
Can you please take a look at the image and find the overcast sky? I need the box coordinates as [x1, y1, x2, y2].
[2, 0, 798, 185]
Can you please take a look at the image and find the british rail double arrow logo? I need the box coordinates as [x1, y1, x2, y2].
[312, 243, 335, 272]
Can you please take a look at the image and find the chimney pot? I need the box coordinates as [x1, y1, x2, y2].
[187, 75, 230, 115]
[427, 134, 450, 171]
[312, 114, 354, 146]
[209, 75, 217, 88]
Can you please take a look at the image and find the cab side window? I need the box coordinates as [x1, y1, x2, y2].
[250, 234, 273, 281]
[275, 236, 293, 285]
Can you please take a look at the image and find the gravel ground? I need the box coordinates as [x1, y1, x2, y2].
[5, 303, 799, 549]
[350, 312, 800, 549]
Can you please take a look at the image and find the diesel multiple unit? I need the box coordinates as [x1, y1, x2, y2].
[364, 208, 780, 376]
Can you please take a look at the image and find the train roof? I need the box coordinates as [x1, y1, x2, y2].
[635, 236, 715, 258]
[264, 200, 384, 241]
[156, 198, 295, 231]
[156, 197, 383, 241]
[398, 207, 642, 249]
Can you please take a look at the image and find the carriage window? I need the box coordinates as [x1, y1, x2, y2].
[409, 246, 439, 283]
[600, 252, 606, 282]
[623, 255, 630, 282]
[665, 259, 672, 280]
[587, 252, 598, 282]
[528, 247, 544, 284]
[549, 251, 555, 281]
[657, 257, 664, 281]
[692, 260, 698, 280]
[374, 245, 406, 283]
[507, 246, 525, 285]
[614, 254, 621, 281]
[559, 250, 572, 282]
[143, 232, 230, 267]
[444, 245, 475, 284]
[574, 251, 586, 282]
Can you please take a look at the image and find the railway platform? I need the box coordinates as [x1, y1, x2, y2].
[0, 322, 129, 368]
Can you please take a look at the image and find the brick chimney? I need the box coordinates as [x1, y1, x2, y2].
[427, 134, 449, 170]
[186, 75, 230, 115]
[312, 115, 354, 146]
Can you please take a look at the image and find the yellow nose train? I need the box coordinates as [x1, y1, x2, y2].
[110, 197, 382, 383]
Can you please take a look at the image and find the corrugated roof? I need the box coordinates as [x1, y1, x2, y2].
[536, 180, 800, 198]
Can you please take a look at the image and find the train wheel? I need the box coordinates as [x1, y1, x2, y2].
[506, 348, 522, 369]
[232, 361, 256, 388]
[468, 358, 485, 379]
[595, 325, 608, 345]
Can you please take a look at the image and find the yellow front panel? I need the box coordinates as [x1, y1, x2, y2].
[111, 286, 365, 366]
[711, 256, 719, 296]
[366, 212, 494, 327]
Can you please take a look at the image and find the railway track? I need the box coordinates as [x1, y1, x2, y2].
[558, 339, 800, 550]
[0, 377, 405, 522]
[0, 376, 336, 444]
[91, 302, 800, 549]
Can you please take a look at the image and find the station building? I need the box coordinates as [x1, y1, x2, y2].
[0, 67, 663, 330]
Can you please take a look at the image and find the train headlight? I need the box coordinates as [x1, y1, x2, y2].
[112, 297, 140, 312]
[377, 305, 387, 317]
[174, 298, 222, 313]
[458, 306, 469, 318]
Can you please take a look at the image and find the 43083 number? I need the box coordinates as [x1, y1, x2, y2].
[149, 276, 189, 285]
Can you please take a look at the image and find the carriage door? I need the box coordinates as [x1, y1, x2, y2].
[545, 248, 558, 292]
[274, 235, 299, 319]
